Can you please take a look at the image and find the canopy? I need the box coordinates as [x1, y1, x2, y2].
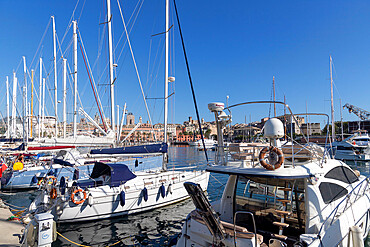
[90, 162, 136, 187]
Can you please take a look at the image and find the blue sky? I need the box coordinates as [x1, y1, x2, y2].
[0, 0, 369, 127]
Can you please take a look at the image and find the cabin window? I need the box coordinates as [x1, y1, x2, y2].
[324, 166, 359, 184]
[319, 182, 348, 204]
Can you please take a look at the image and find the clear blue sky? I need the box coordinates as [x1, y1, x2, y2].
[0, 0, 369, 127]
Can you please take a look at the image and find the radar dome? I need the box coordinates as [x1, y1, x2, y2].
[264, 118, 284, 139]
[208, 102, 225, 112]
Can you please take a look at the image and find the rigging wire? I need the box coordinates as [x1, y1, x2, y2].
[172, 0, 208, 162]
[78, 31, 108, 132]
[116, 0, 157, 141]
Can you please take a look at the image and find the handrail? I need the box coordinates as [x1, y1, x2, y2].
[233, 211, 257, 247]
[318, 177, 370, 236]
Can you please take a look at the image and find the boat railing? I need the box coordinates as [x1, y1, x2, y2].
[318, 177, 370, 236]
[334, 208, 369, 246]
[234, 211, 257, 246]
[216, 143, 267, 167]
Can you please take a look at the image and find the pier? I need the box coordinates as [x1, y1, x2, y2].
[0, 200, 24, 246]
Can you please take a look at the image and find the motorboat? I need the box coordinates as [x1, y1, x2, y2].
[191, 139, 217, 151]
[332, 130, 370, 161]
[175, 101, 370, 247]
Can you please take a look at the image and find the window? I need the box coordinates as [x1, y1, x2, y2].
[319, 182, 348, 204]
[324, 166, 359, 184]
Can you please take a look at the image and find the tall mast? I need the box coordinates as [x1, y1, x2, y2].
[39, 58, 42, 138]
[52, 16, 58, 137]
[22, 56, 28, 139]
[6, 76, 9, 138]
[63, 58, 67, 138]
[106, 0, 115, 133]
[340, 98, 344, 140]
[42, 78, 46, 137]
[73, 21, 78, 138]
[330, 55, 335, 142]
[164, 0, 170, 144]
[31, 69, 34, 138]
[12, 72, 17, 137]
[116, 105, 119, 142]
[273, 76, 276, 117]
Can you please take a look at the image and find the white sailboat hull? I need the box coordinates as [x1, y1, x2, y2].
[38, 170, 209, 222]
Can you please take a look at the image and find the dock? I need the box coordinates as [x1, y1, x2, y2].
[0, 200, 24, 246]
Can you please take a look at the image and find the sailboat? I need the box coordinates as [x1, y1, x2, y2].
[26, 0, 209, 222]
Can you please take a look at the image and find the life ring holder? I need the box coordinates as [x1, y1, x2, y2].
[259, 146, 284, 170]
[71, 188, 87, 205]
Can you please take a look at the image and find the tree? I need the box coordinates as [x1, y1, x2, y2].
[205, 129, 212, 139]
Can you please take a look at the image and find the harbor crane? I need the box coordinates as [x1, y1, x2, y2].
[343, 103, 370, 120]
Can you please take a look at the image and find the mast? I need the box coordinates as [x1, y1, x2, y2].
[6, 76, 9, 138]
[116, 105, 119, 142]
[106, 0, 115, 134]
[12, 72, 17, 137]
[161, 0, 171, 169]
[340, 98, 344, 140]
[52, 16, 58, 137]
[73, 21, 78, 138]
[42, 78, 45, 137]
[63, 58, 67, 138]
[31, 69, 34, 138]
[39, 58, 42, 138]
[273, 76, 276, 117]
[22, 56, 28, 140]
[164, 0, 170, 145]
[330, 55, 335, 142]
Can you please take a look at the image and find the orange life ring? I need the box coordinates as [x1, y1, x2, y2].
[71, 189, 87, 205]
[259, 146, 284, 170]
[50, 187, 57, 199]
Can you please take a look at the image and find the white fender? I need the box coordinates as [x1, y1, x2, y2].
[349, 226, 364, 247]
[88, 194, 94, 206]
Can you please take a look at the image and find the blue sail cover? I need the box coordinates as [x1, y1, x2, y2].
[90, 142, 168, 155]
[89, 162, 136, 187]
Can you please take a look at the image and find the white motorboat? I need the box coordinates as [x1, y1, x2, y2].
[175, 101, 370, 247]
[332, 130, 370, 161]
[189, 139, 217, 150]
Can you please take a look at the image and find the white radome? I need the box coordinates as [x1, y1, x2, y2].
[264, 118, 284, 139]
[208, 102, 225, 112]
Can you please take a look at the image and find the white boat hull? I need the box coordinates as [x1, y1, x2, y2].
[35, 170, 209, 222]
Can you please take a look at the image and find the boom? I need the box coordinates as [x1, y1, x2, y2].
[343, 103, 370, 120]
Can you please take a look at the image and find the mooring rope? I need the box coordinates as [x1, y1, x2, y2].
[57, 231, 132, 247]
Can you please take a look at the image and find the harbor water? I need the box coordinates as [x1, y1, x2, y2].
[1, 146, 370, 246]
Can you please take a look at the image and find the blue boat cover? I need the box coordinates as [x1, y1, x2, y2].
[53, 158, 74, 167]
[90, 162, 136, 187]
[90, 142, 168, 155]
